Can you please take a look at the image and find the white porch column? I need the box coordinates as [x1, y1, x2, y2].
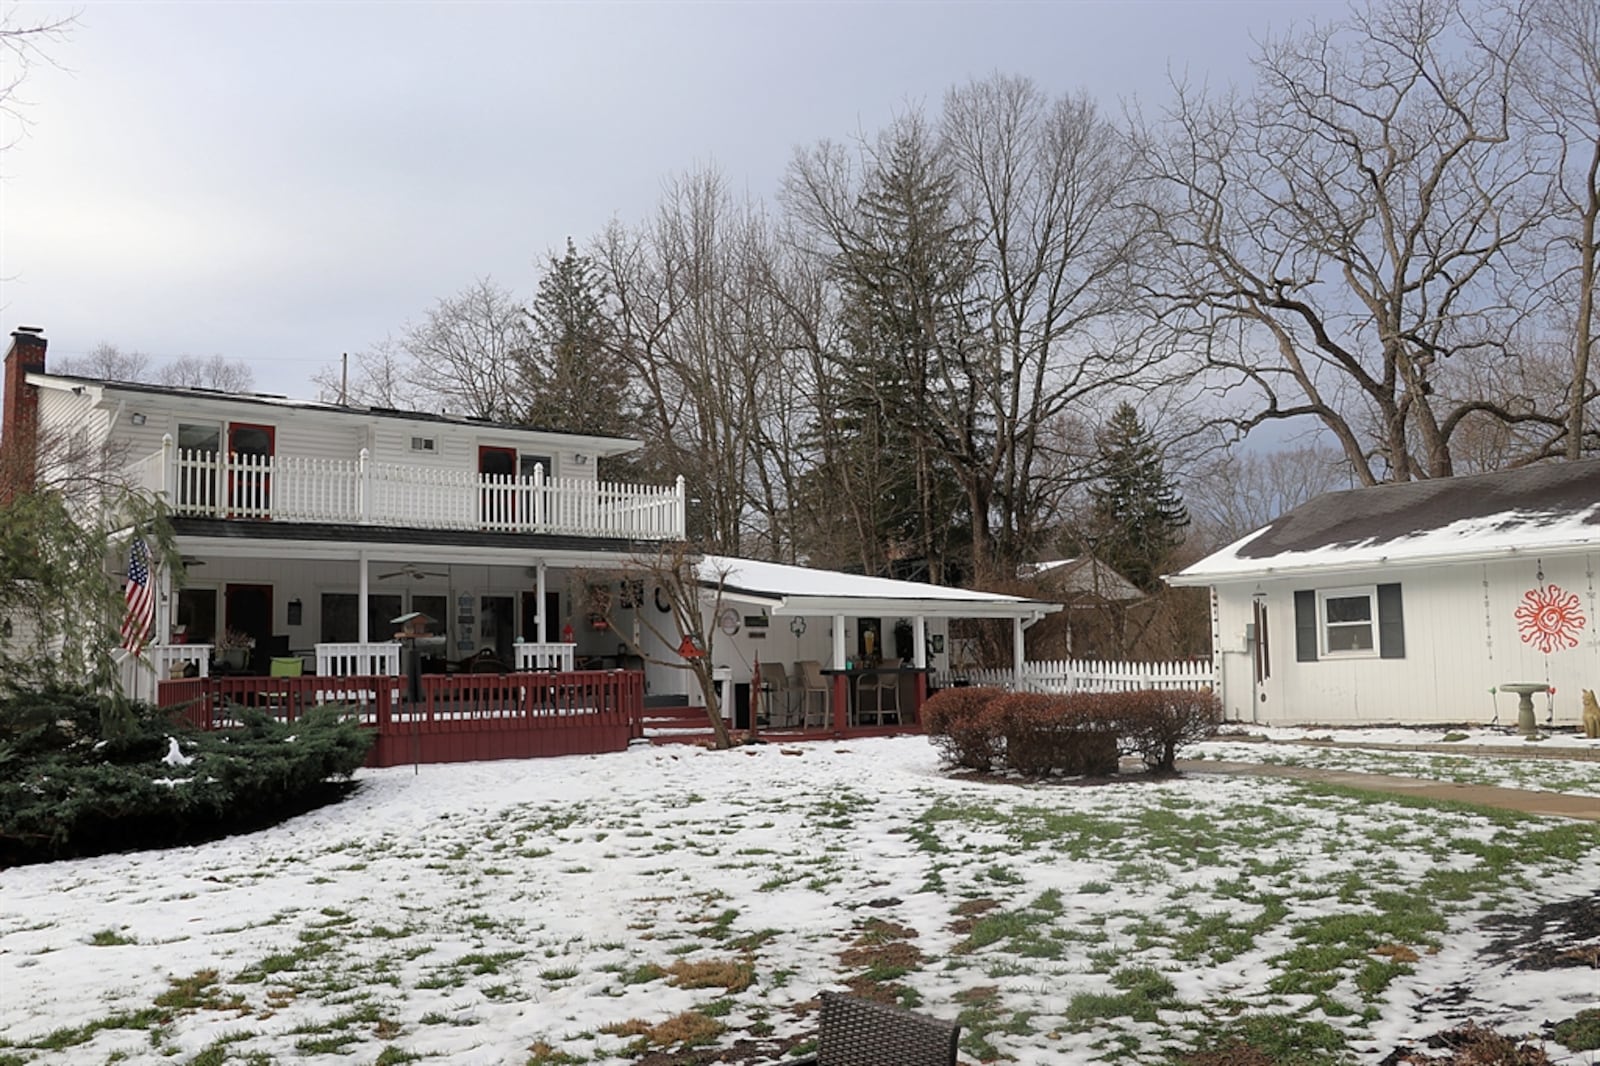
[1013, 616, 1025, 686]
[534, 563, 547, 642]
[358, 550, 370, 643]
[832, 613, 847, 668]
[157, 558, 174, 649]
[912, 616, 927, 669]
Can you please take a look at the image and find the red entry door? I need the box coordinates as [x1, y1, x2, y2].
[479, 445, 517, 527]
[228, 423, 276, 517]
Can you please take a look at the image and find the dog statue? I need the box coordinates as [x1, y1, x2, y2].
[1583, 689, 1600, 740]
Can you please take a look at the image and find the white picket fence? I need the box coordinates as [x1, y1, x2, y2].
[938, 658, 1213, 694]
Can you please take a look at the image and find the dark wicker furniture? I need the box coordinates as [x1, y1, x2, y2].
[790, 991, 960, 1066]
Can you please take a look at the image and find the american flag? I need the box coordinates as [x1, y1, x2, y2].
[120, 539, 155, 656]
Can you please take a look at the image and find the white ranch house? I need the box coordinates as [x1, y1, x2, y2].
[1171, 461, 1600, 728]
[1, 327, 1062, 755]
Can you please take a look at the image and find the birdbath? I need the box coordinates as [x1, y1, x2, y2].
[1500, 683, 1549, 737]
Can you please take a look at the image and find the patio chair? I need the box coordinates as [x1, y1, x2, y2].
[797, 660, 830, 729]
[790, 991, 960, 1066]
[763, 662, 797, 727]
[854, 671, 885, 726]
[263, 656, 303, 714]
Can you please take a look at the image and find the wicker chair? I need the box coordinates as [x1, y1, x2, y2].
[790, 991, 960, 1066]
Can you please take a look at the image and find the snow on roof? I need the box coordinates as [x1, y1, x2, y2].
[1174, 460, 1600, 584]
[700, 554, 1060, 618]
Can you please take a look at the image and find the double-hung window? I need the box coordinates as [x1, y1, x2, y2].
[1294, 583, 1405, 661]
[1318, 586, 1377, 656]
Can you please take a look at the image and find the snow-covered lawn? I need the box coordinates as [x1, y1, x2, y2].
[1194, 726, 1600, 797]
[2, 737, 1598, 1065]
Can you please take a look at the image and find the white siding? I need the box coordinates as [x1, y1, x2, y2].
[1211, 553, 1600, 726]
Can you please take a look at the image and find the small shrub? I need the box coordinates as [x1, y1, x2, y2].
[924, 687, 1007, 770]
[992, 692, 1118, 777]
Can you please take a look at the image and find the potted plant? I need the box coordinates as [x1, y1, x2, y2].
[215, 628, 254, 670]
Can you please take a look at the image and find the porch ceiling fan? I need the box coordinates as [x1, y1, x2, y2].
[377, 563, 450, 581]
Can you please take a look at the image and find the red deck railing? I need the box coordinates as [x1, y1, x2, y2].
[157, 670, 644, 768]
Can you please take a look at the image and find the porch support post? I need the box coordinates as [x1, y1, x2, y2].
[832, 613, 848, 733]
[1013, 615, 1025, 688]
[534, 563, 547, 643]
[358, 550, 370, 643]
[161, 432, 175, 505]
[157, 558, 174, 650]
[912, 615, 928, 721]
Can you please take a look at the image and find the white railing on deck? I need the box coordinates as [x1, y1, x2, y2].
[316, 642, 401, 678]
[514, 641, 576, 671]
[937, 658, 1214, 694]
[149, 440, 686, 539]
[119, 644, 212, 704]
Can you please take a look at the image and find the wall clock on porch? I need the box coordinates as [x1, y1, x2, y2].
[717, 606, 741, 635]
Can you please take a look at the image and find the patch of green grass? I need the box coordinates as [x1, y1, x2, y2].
[1553, 1008, 1600, 1051]
[1066, 966, 1178, 1026]
[88, 928, 138, 947]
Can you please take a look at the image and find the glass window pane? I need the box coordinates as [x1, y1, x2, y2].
[1325, 596, 1372, 624]
[176, 588, 217, 644]
[321, 594, 357, 644]
[178, 423, 220, 452]
[1326, 624, 1374, 652]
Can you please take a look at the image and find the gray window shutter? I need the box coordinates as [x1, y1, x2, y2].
[1294, 590, 1318, 662]
[1377, 583, 1405, 659]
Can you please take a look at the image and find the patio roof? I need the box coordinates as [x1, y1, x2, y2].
[698, 554, 1063, 620]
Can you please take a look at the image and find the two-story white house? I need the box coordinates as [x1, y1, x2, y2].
[2, 327, 1060, 762]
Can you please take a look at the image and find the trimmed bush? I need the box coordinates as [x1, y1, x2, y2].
[0, 685, 372, 867]
[923, 686, 1008, 770]
[924, 684, 1219, 778]
[991, 692, 1119, 777]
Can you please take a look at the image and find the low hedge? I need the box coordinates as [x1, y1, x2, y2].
[0, 685, 372, 867]
[924, 686, 1220, 777]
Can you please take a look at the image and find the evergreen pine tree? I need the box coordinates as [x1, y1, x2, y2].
[521, 239, 632, 442]
[1086, 402, 1189, 591]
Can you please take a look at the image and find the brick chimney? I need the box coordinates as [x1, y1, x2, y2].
[1, 326, 47, 504]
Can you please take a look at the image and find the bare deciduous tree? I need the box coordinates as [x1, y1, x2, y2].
[0, 8, 74, 152]
[404, 278, 532, 421]
[156, 354, 254, 393]
[1519, 0, 1600, 459]
[52, 342, 152, 382]
[311, 338, 429, 409]
[1136, 0, 1559, 483]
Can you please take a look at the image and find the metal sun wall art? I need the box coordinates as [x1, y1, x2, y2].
[1514, 583, 1586, 654]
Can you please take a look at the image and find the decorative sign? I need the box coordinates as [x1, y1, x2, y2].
[1515, 583, 1586, 654]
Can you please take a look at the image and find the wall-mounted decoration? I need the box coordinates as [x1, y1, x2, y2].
[789, 616, 807, 637]
[718, 606, 741, 635]
[655, 586, 673, 613]
[286, 598, 303, 626]
[927, 633, 945, 655]
[1515, 583, 1586, 654]
[619, 579, 644, 609]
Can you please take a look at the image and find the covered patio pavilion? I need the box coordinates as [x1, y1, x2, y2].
[688, 555, 1063, 737]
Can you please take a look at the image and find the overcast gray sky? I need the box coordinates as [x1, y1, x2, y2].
[2, 0, 1346, 395]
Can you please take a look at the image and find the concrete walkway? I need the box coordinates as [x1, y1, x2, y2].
[1235, 734, 1600, 762]
[1177, 758, 1600, 822]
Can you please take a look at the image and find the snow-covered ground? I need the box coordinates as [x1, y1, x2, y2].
[2, 736, 1597, 1065]
[1194, 725, 1600, 797]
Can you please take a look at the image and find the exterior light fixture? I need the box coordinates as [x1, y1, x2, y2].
[130, 412, 147, 425]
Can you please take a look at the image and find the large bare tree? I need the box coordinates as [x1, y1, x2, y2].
[1136, 0, 1559, 483]
[403, 277, 532, 421]
[1518, 0, 1600, 459]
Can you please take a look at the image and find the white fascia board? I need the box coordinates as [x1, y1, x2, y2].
[768, 596, 1062, 619]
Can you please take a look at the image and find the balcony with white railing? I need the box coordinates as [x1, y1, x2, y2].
[141, 436, 687, 539]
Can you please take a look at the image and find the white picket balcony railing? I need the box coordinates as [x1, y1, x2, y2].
[937, 658, 1214, 694]
[316, 642, 402, 678]
[118, 644, 212, 704]
[141, 438, 687, 539]
[514, 642, 576, 671]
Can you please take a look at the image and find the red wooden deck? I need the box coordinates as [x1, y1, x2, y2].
[157, 670, 644, 768]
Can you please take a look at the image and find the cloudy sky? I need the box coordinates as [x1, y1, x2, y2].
[2, 1, 1346, 395]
